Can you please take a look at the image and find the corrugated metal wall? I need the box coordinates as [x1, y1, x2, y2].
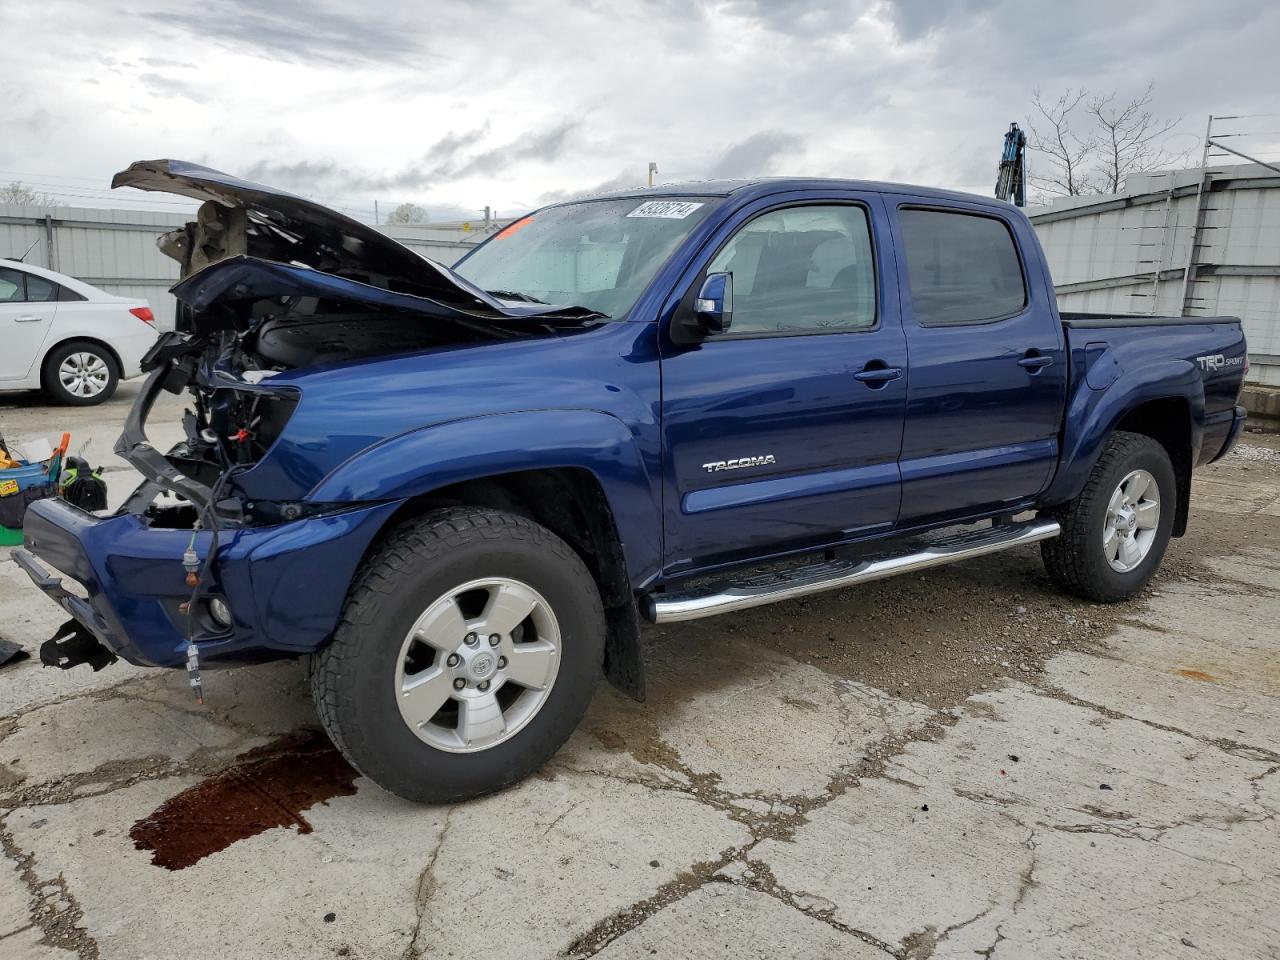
[0, 204, 498, 331]
[1030, 164, 1280, 386]
[0, 204, 190, 327]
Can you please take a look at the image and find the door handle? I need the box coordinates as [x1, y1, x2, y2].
[13, 315, 44, 323]
[1018, 353, 1053, 370]
[854, 365, 903, 384]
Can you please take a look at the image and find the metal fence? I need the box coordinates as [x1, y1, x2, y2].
[1029, 162, 1280, 386]
[0, 204, 498, 331]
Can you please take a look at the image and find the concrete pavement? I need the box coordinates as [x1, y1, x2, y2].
[0, 389, 1276, 959]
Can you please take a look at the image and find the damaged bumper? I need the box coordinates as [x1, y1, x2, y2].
[14, 496, 401, 668]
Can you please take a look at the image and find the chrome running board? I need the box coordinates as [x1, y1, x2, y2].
[642, 519, 1061, 624]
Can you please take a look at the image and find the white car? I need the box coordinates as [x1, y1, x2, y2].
[0, 259, 159, 405]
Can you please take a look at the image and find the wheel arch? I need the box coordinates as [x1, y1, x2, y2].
[309, 409, 660, 700]
[1111, 398, 1194, 537]
[370, 466, 648, 700]
[1045, 360, 1202, 537]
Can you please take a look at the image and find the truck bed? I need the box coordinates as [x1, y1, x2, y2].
[1060, 311, 1242, 329]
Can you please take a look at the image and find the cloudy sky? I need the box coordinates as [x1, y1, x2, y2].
[3, 0, 1277, 221]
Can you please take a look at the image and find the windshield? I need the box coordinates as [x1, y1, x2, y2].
[454, 196, 720, 318]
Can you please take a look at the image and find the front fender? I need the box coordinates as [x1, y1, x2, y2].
[306, 409, 661, 585]
[1044, 358, 1204, 506]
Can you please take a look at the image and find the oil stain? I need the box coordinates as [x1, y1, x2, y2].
[130, 729, 358, 870]
[1176, 668, 1217, 682]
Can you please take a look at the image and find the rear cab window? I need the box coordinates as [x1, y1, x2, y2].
[898, 207, 1027, 326]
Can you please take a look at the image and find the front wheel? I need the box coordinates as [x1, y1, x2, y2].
[1041, 431, 1176, 602]
[310, 508, 605, 803]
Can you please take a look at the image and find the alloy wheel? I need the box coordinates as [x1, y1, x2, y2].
[1103, 469, 1161, 573]
[393, 577, 561, 753]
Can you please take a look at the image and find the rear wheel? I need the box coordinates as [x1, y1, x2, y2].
[310, 507, 605, 803]
[1041, 431, 1175, 602]
[41, 340, 119, 405]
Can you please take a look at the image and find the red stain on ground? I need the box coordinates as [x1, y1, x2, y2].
[130, 729, 358, 870]
[1176, 668, 1217, 682]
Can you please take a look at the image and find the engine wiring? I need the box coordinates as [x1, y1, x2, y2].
[180, 437, 246, 705]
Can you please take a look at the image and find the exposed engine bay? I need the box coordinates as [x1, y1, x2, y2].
[110, 159, 605, 530]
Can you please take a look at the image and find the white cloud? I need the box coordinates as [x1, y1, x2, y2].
[3, 0, 1276, 221]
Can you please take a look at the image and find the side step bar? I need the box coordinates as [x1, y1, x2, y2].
[642, 519, 1061, 624]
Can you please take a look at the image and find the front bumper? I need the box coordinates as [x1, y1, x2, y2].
[16, 496, 401, 668]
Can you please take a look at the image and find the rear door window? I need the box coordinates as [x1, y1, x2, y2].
[25, 273, 58, 302]
[898, 208, 1026, 326]
[0, 267, 24, 303]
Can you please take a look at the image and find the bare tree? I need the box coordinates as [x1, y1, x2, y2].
[1025, 88, 1094, 198]
[385, 202, 428, 224]
[1086, 84, 1188, 193]
[0, 181, 57, 206]
[1024, 85, 1187, 200]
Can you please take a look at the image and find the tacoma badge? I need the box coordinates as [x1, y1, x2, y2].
[702, 455, 777, 473]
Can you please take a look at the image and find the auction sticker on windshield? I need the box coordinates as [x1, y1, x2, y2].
[627, 200, 705, 219]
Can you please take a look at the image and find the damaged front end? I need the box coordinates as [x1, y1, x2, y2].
[15, 159, 603, 672]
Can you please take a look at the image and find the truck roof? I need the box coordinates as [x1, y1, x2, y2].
[578, 177, 1014, 213]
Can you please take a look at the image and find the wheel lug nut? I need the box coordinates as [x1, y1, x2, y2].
[478, 680, 490, 691]
[497, 656, 507, 668]
[464, 633, 478, 646]
[488, 634, 500, 646]
[452, 678, 466, 690]
[446, 653, 460, 667]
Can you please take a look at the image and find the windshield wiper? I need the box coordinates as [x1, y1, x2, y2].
[486, 289, 549, 304]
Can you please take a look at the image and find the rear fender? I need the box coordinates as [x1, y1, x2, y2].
[306, 409, 661, 586]
[1044, 358, 1203, 507]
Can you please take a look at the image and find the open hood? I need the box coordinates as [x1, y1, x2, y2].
[112, 159, 602, 326]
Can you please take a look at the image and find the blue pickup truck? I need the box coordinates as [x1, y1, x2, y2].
[15, 161, 1248, 803]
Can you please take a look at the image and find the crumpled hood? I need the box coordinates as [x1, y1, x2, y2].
[112, 159, 602, 327]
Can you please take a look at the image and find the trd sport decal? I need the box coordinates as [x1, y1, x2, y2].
[1196, 354, 1244, 372]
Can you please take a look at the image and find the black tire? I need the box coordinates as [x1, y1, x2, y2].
[1041, 431, 1176, 602]
[41, 340, 119, 406]
[310, 507, 605, 803]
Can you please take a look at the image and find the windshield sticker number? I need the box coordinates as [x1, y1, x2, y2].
[626, 200, 704, 219]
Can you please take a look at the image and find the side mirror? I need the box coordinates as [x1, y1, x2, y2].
[694, 272, 733, 335]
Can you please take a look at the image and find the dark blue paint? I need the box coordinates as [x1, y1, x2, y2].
[883, 194, 1068, 524]
[22, 497, 400, 667]
[19, 177, 1250, 670]
[657, 190, 907, 572]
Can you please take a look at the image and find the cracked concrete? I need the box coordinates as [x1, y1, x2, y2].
[0, 393, 1277, 958]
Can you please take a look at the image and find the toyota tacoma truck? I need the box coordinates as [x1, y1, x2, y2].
[15, 160, 1249, 803]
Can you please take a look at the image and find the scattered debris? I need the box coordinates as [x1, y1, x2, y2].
[0, 638, 28, 670]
